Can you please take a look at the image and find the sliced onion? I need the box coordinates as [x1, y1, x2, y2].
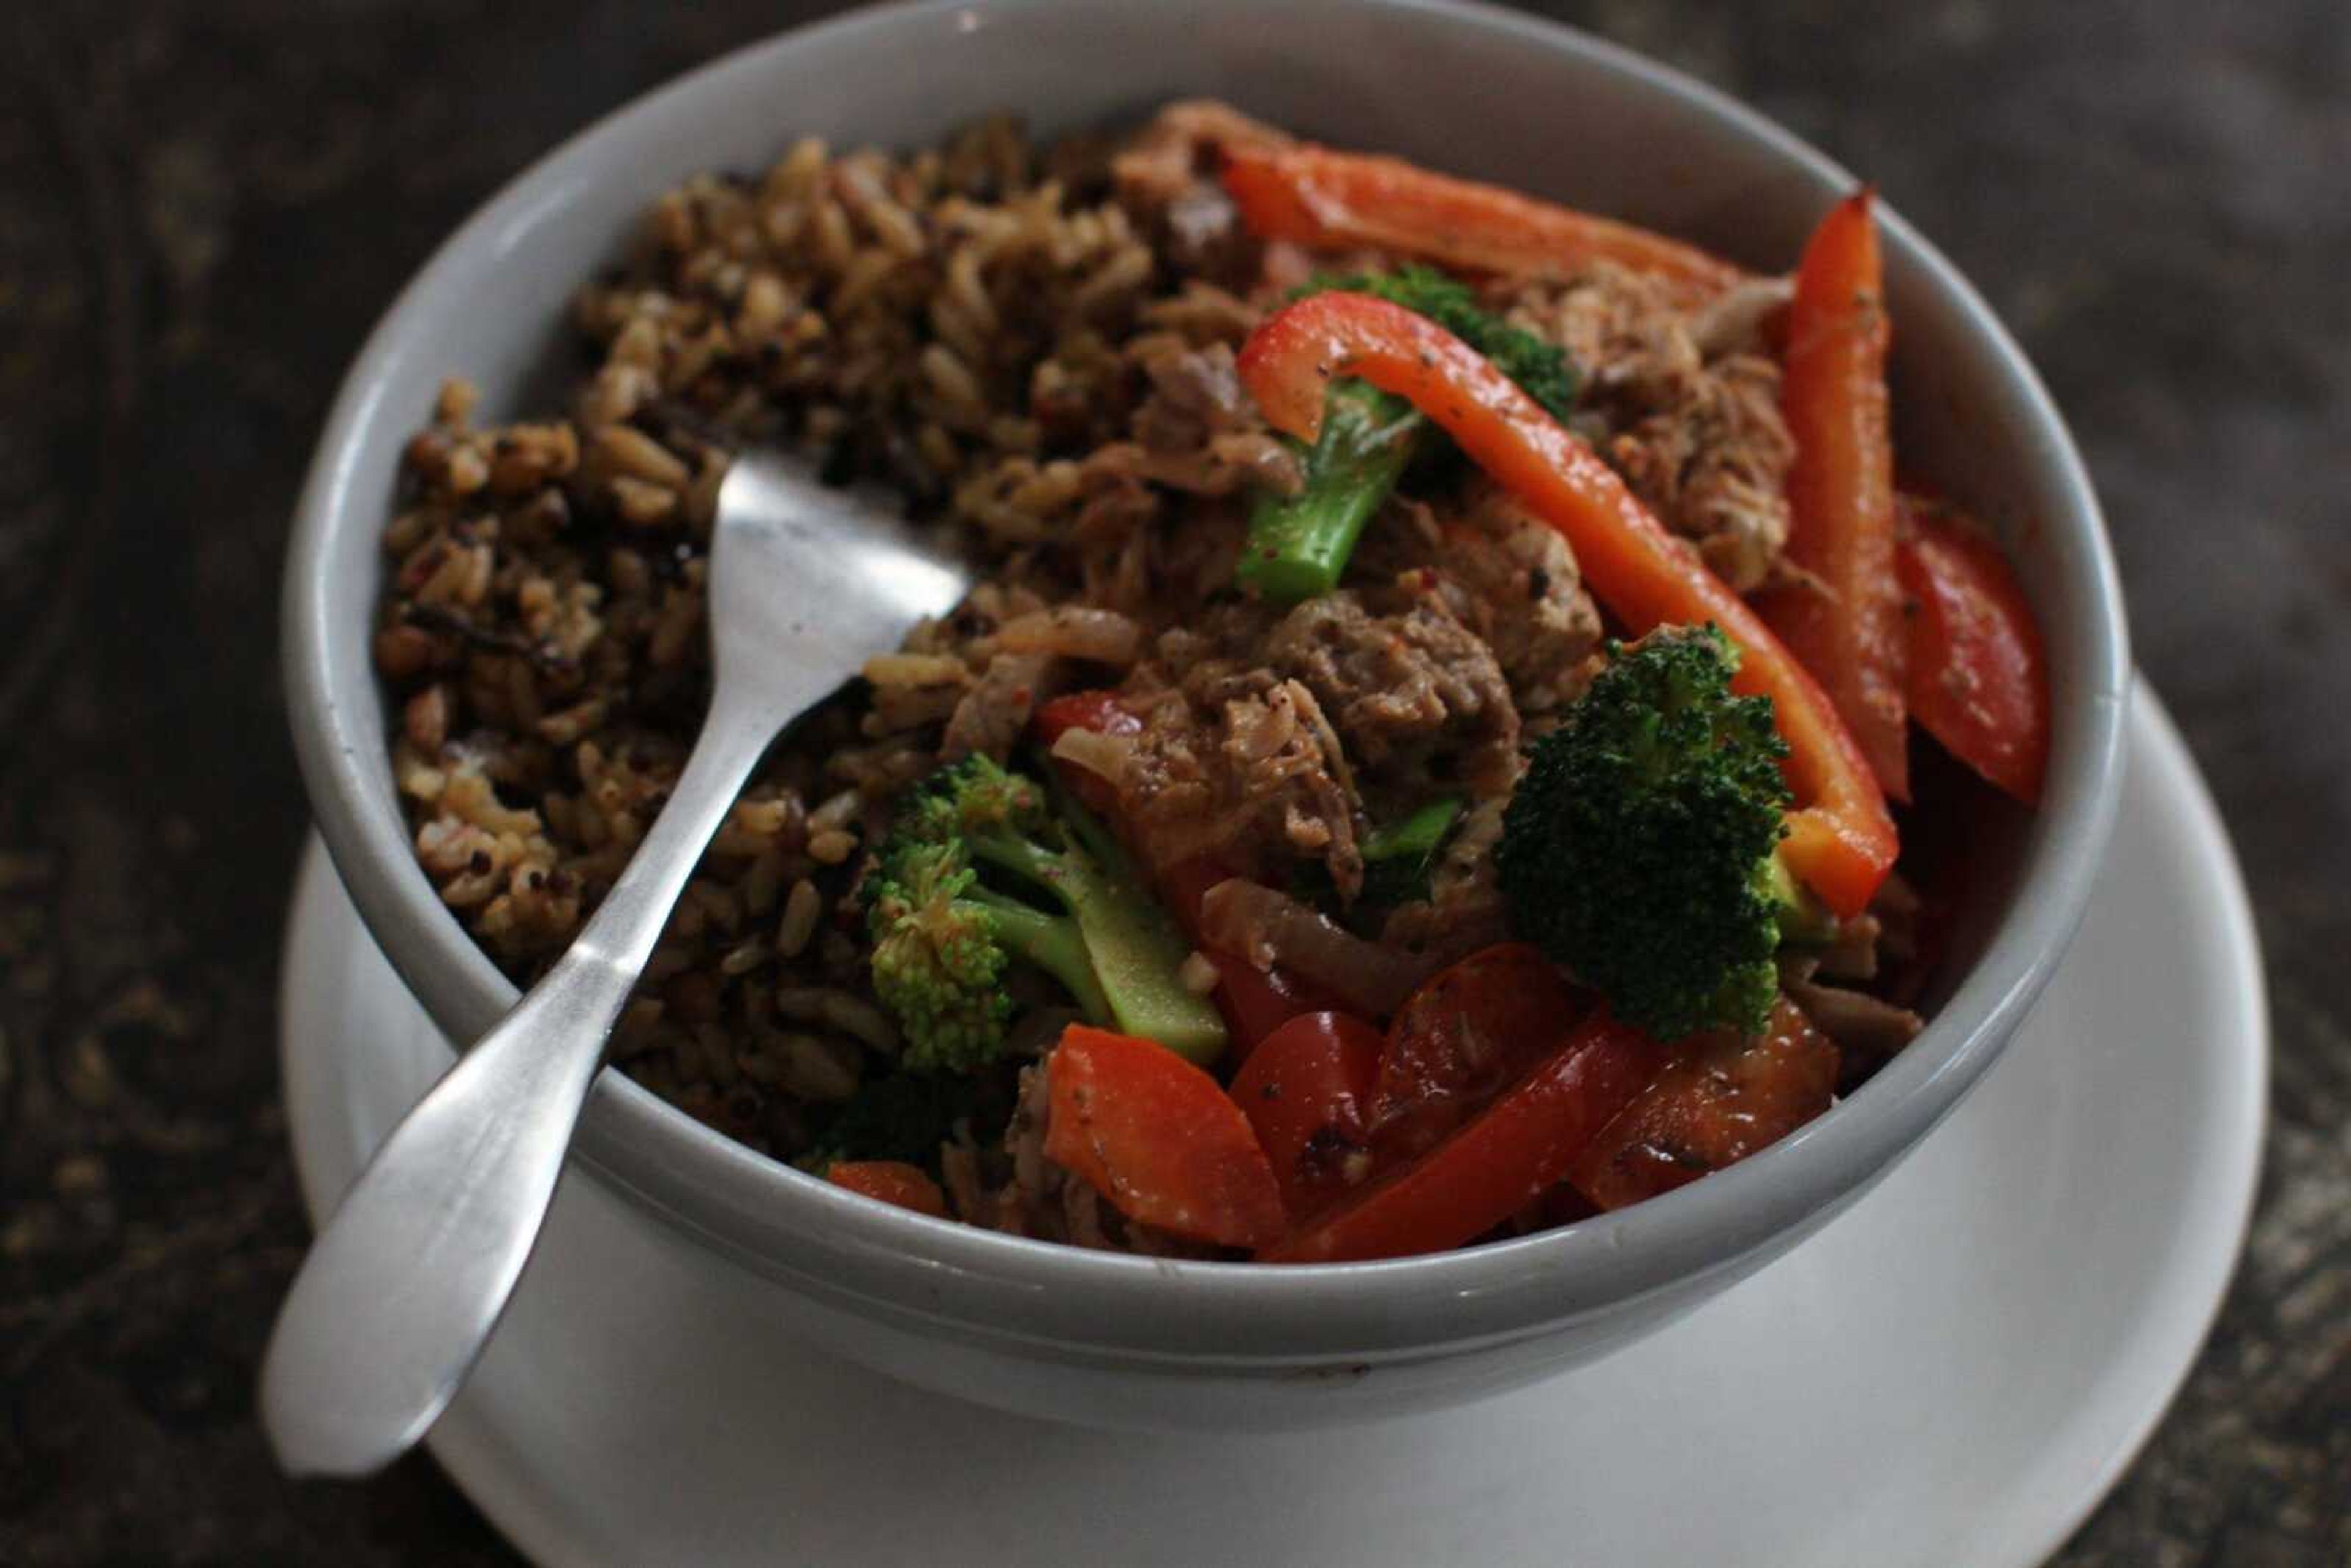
[1688, 274, 1796, 356]
[1048, 724, 1135, 786]
[1197, 877, 1429, 1016]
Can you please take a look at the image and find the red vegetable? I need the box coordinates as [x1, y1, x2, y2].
[1235, 291, 1898, 917]
[1757, 190, 1911, 800]
[1209, 954, 1343, 1064]
[825, 1161, 950, 1220]
[1228, 1011, 1386, 1221]
[1370, 943, 1584, 1161]
[1221, 142, 1745, 293]
[1032, 688, 1141, 748]
[1044, 1025, 1286, 1248]
[1567, 999, 1839, 1210]
[1897, 498, 2050, 804]
[1261, 1012, 1665, 1264]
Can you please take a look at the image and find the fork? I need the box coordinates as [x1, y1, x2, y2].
[260, 451, 970, 1478]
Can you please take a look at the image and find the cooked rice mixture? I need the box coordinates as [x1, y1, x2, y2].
[373, 104, 1927, 1253]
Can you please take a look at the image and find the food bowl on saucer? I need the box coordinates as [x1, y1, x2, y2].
[280, 0, 2130, 1433]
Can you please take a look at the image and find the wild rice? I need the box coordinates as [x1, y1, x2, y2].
[775, 878, 823, 958]
[370, 103, 1809, 1196]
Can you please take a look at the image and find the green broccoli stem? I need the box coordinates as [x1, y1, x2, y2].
[1761, 847, 1837, 948]
[966, 784, 1228, 1065]
[1237, 378, 1424, 604]
[1363, 796, 1463, 863]
[964, 888, 1111, 1023]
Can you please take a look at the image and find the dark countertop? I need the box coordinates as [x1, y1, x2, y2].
[2, 2, 2342, 1561]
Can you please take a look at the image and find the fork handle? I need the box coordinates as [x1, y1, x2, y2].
[260, 681, 780, 1477]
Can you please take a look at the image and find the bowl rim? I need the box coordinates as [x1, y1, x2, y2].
[283, 0, 2131, 1360]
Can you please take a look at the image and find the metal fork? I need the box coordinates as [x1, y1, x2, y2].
[260, 451, 971, 1477]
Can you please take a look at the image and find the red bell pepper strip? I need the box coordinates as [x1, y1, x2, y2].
[1235, 292, 1899, 917]
[1567, 998, 1839, 1210]
[1044, 1025, 1287, 1248]
[1228, 1010, 1386, 1222]
[1032, 688, 1142, 747]
[1221, 143, 1745, 293]
[825, 1160, 950, 1220]
[1897, 498, 2050, 804]
[1756, 190, 1911, 800]
[1209, 953, 1344, 1065]
[1260, 1011, 1665, 1264]
[1370, 943, 1584, 1161]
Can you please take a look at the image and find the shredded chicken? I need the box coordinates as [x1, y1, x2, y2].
[1108, 636, 1365, 898]
[1264, 591, 1523, 799]
[1111, 100, 1293, 280]
[1510, 263, 1798, 591]
[1360, 487, 1607, 718]
[942, 648, 1055, 760]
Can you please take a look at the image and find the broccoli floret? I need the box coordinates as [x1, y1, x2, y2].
[861, 756, 1226, 1069]
[1316, 266, 1580, 422]
[799, 1065, 1011, 1171]
[861, 838, 1021, 1073]
[1238, 267, 1582, 603]
[1496, 626, 1793, 1040]
[1359, 795, 1466, 907]
[1291, 795, 1466, 920]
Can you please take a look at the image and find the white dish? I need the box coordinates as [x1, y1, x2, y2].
[283, 0, 2133, 1423]
[279, 686, 2263, 1568]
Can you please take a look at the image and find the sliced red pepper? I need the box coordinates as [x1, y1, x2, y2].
[1221, 143, 1745, 293]
[1210, 956, 1345, 1065]
[1261, 1012, 1666, 1264]
[1044, 1025, 1286, 1248]
[1033, 688, 1142, 748]
[1235, 291, 1898, 917]
[1370, 943, 1585, 1161]
[1897, 497, 2050, 805]
[1756, 190, 1911, 800]
[1228, 1011, 1386, 1222]
[825, 1160, 950, 1220]
[1567, 998, 1839, 1210]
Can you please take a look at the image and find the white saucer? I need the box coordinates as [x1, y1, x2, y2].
[279, 688, 2265, 1568]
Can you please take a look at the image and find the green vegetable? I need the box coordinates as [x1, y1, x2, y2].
[1496, 626, 1793, 1040]
[1322, 266, 1581, 423]
[861, 756, 1226, 1070]
[1237, 379, 1421, 604]
[1360, 795, 1465, 907]
[800, 1067, 1010, 1171]
[1761, 848, 1837, 948]
[1288, 795, 1465, 917]
[1238, 266, 1582, 603]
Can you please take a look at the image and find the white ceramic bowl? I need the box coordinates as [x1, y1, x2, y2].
[282, 0, 2130, 1432]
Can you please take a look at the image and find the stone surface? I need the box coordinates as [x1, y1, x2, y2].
[0, 1, 2342, 1562]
